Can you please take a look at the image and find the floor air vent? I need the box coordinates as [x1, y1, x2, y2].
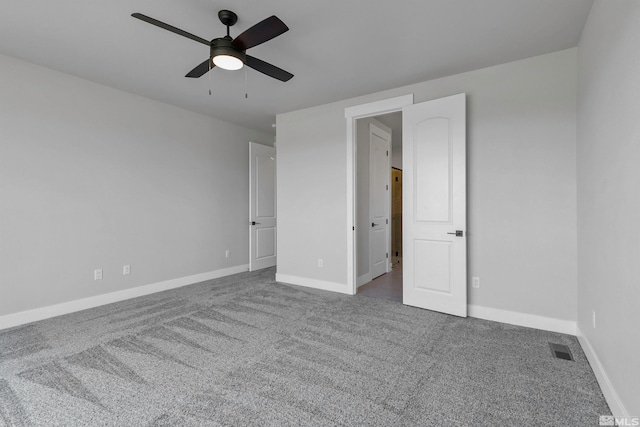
[549, 343, 574, 361]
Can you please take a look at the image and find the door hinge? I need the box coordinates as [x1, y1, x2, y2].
[352, 226, 355, 231]
[386, 218, 388, 224]
[386, 150, 389, 156]
[386, 184, 389, 190]
[386, 253, 389, 258]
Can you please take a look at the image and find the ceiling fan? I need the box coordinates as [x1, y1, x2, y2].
[131, 10, 293, 82]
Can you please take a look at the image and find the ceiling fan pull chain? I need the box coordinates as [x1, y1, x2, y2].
[245, 67, 248, 99]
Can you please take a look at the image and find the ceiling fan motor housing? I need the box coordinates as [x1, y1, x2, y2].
[210, 36, 246, 64]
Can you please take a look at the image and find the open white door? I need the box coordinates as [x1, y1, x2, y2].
[402, 93, 467, 317]
[249, 142, 276, 271]
[369, 122, 391, 280]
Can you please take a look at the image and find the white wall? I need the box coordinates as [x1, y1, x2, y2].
[391, 140, 402, 170]
[375, 112, 403, 170]
[577, 0, 640, 417]
[277, 48, 578, 323]
[0, 54, 271, 318]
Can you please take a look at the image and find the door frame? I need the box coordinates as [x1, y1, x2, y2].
[345, 94, 413, 295]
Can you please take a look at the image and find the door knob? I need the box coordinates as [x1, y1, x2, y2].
[250, 221, 261, 226]
[447, 230, 464, 237]
[372, 222, 379, 227]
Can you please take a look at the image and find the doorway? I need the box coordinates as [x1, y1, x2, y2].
[345, 94, 413, 295]
[354, 111, 403, 301]
[391, 168, 402, 265]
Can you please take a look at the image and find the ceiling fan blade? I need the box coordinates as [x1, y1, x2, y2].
[185, 59, 214, 78]
[232, 16, 288, 50]
[246, 55, 293, 82]
[131, 13, 210, 46]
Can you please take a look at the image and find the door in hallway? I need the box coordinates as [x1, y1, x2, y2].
[369, 122, 391, 280]
[249, 142, 277, 271]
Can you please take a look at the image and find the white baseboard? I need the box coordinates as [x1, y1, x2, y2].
[0, 264, 249, 331]
[275, 273, 353, 295]
[357, 273, 372, 288]
[468, 304, 577, 335]
[576, 326, 629, 419]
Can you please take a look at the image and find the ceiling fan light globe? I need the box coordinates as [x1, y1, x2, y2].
[213, 55, 244, 70]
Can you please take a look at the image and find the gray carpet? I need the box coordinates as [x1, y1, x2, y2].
[0, 268, 610, 426]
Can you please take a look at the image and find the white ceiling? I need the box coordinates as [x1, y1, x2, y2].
[0, 0, 593, 134]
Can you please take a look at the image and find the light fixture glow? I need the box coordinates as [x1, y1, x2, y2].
[213, 54, 244, 70]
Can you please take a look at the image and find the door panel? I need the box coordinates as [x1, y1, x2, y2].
[414, 240, 451, 292]
[403, 94, 467, 317]
[256, 155, 275, 217]
[371, 226, 386, 276]
[369, 123, 391, 280]
[256, 227, 276, 259]
[250, 142, 276, 271]
[415, 118, 451, 222]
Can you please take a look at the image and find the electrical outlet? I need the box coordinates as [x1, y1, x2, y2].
[472, 277, 480, 288]
[317, 259, 324, 268]
[592, 311, 596, 329]
[225, 250, 230, 259]
[123, 265, 131, 275]
[94, 269, 103, 280]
